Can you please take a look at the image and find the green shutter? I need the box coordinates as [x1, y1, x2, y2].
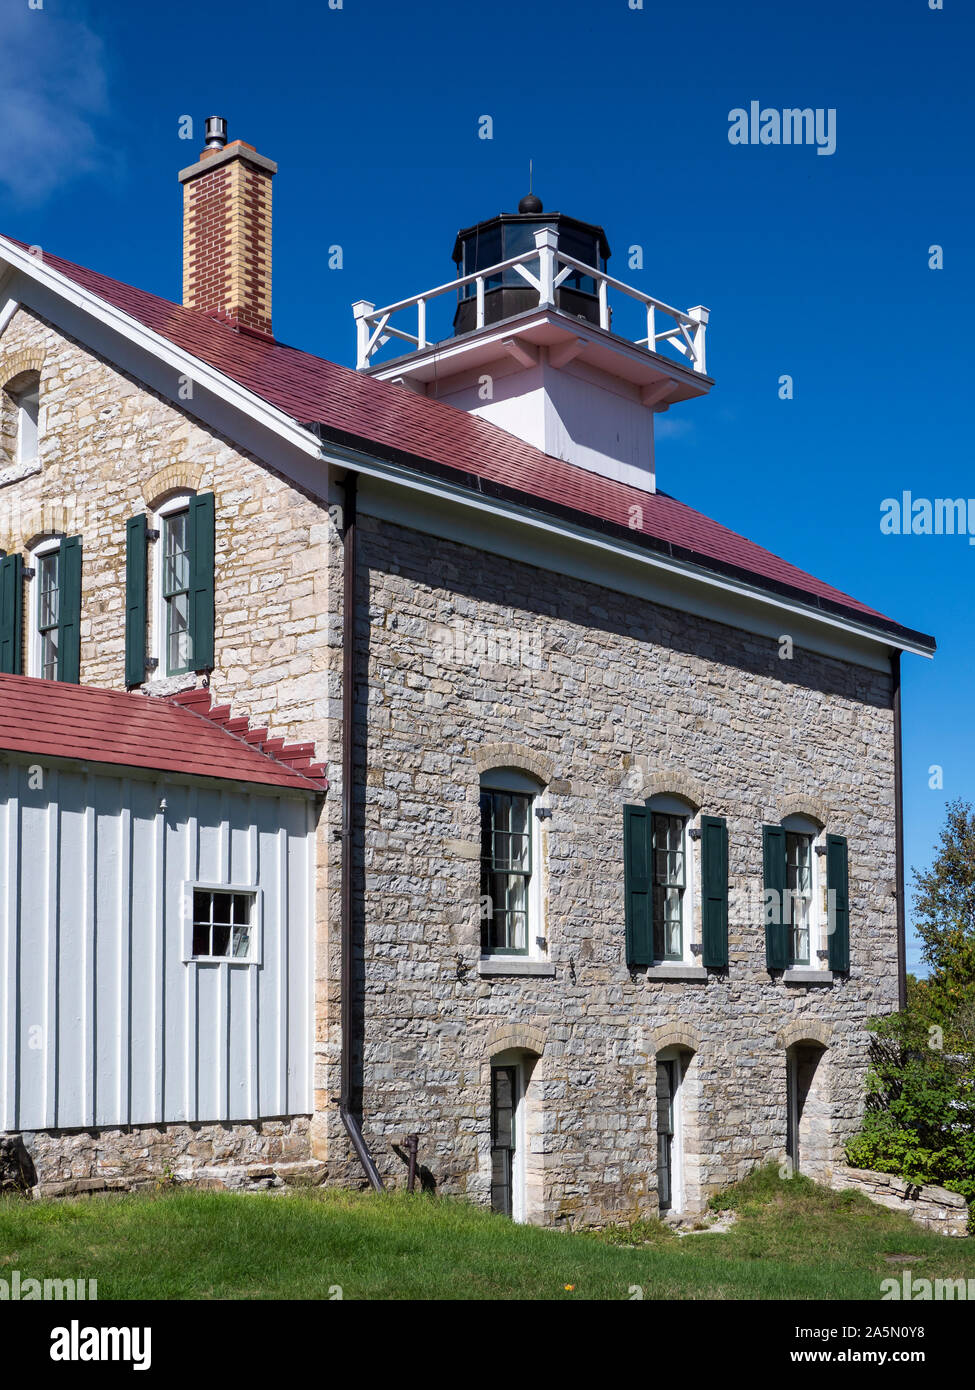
[624, 803, 653, 967]
[125, 514, 148, 687]
[188, 492, 215, 672]
[57, 535, 82, 684]
[762, 824, 790, 969]
[0, 552, 24, 675]
[700, 814, 729, 968]
[826, 833, 850, 972]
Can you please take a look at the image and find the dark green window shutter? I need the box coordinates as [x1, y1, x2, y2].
[826, 833, 850, 972]
[624, 803, 653, 967]
[125, 514, 148, 687]
[0, 552, 24, 675]
[700, 814, 729, 968]
[762, 824, 790, 969]
[57, 535, 82, 684]
[188, 491, 215, 672]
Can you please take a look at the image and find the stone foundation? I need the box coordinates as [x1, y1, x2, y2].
[832, 1164, 970, 1238]
[17, 1117, 320, 1197]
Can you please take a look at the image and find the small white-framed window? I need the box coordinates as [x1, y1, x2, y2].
[782, 814, 822, 966]
[28, 536, 61, 680]
[186, 885, 261, 963]
[648, 794, 697, 965]
[11, 377, 39, 467]
[153, 493, 192, 677]
[479, 767, 546, 958]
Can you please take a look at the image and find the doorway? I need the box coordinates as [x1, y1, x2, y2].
[656, 1049, 685, 1214]
[490, 1051, 531, 1220]
[786, 1042, 827, 1176]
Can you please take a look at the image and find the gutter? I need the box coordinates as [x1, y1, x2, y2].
[892, 651, 908, 1010]
[338, 469, 385, 1191]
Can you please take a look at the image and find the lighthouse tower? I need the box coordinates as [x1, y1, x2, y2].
[352, 195, 712, 494]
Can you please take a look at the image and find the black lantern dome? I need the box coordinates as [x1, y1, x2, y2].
[451, 198, 611, 335]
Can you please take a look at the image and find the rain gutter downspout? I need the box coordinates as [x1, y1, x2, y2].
[892, 650, 907, 1011]
[339, 469, 384, 1190]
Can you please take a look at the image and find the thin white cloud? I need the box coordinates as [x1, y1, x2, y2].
[0, 4, 110, 206]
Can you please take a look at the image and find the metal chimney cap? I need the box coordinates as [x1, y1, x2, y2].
[204, 116, 228, 150]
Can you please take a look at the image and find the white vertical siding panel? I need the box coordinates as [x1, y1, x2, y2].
[43, 774, 59, 1128]
[55, 774, 87, 1129]
[127, 781, 157, 1124]
[162, 785, 188, 1121]
[246, 812, 259, 1119]
[93, 777, 122, 1128]
[18, 792, 49, 1129]
[82, 784, 96, 1126]
[151, 784, 166, 1123]
[1, 764, 18, 1131]
[184, 787, 199, 1122]
[117, 800, 133, 1124]
[276, 823, 289, 1115]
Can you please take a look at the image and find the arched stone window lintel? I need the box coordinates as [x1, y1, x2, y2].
[777, 1018, 832, 1050]
[473, 743, 554, 786]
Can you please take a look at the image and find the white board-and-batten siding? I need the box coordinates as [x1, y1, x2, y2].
[0, 754, 316, 1134]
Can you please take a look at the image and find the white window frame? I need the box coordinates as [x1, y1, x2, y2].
[152, 492, 193, 678]
[648, 794, 697, 966]
[27, 536, 62, 680]
[656, 1046, 686, 1214]
[12, 378, 39, 467]
[182, 882, 263, 966]
[479, 768, 547, 962]
[782, 814, 824, 967]
[492, 1048, 528, 1223]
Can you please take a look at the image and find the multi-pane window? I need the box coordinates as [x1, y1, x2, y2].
[786, 831, 813, 964]
[192, 889, 254, 959]
[480, 788, 533, 954]
[36, 547, 60, 680]
[12, 378, 39, 465]
[652, 812, 686, 961]
[162, 508, 191, 675]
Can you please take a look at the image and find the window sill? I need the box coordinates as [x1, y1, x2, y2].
[783, 968, 834, 985]
[478, 959, 555, 977]
[643, 964, 708, 982]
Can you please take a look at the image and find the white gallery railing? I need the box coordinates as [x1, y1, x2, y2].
[352, 226, 709, 375]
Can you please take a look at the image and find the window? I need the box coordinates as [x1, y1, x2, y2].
[192, 889, 254, 960]
[35, 544, 60, 680]
[479, 768, 544, 957]
[623, 794, 713, 970]
[150, 492, 215, 679]
[785, 830, 813, 965]
[11, 376, 39, 466]
[161, 505, 191, 675]
[652, 811, 686, 961]
[27, 535, 81, 683]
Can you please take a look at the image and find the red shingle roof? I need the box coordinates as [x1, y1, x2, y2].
[0, 674, 327, 792]
[2, 236, 934, 649]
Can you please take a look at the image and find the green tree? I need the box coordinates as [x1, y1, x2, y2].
[846, 801, 975, 1207]
[911, 799, 975, 1020]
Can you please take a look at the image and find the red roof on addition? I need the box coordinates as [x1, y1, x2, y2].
[1, 236, 934, 650]
[0, 674, 327, 792]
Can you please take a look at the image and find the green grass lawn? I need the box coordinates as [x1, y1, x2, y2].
[1, 1166, 971, 1300]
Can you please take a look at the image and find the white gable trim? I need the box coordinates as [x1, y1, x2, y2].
[0, 235, 322, 459]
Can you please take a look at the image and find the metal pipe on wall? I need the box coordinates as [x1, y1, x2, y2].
[339, 469, 384, 1191]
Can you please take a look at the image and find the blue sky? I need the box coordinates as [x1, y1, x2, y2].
[1, 0, 971, 973]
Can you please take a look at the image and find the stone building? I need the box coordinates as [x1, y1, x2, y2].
[0, 121, 935, 1223]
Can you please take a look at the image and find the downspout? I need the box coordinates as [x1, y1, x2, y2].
[339, 470, 385, 1190]
[892, 650, 907, 1011]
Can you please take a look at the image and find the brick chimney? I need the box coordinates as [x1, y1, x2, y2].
[178, 117, 277, 338]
